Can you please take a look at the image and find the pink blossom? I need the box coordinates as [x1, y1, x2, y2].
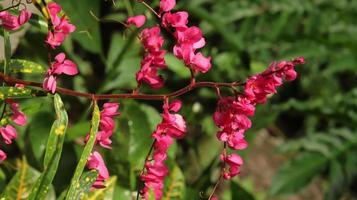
[89, 102, 120, 149]
[43, 75, 57, 94]
[160, 0, 176, 13]
[140, 100, 187, 199]
[0, 150, 6, 163]
[46, 2, 75, 49]
[162, 11, 188, 28]
[127, 15, 146, 28]
[191, 52, 211, 73]
[43, 53, 78, 93]
[87, 151, 109, 188]
[9, 102, 27, 126]
[51, 53, 78, 75]
[136, 26, 167, 89]
[0, 125, 17, 144]
[221, 153, 243, 179]
[0, 9, 31, 30]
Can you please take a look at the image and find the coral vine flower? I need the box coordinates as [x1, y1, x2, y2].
[43, 53, 78, 94]
[8, 101, 27, 126]
[0, 125, 17, 145]
[162, 11, 188, 28]
[140, 100, 186, 199]
[160, 0, 176, 13]
[0, 150, 6, 163]
[45, 2, 75, 49]
[87, 151, 109, 188]
[127, 15, 146, 28]
[0, 9, 32, 30]
[214, 57, 304, 180]
[136, 26, 167, 89]
[97, 103, 120, 149]
[221, 153, 243, 180]
[86, 102, 120, 149]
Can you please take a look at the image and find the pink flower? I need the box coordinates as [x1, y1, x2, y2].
[0, 150, 6, 163]
[141, 27, 165, 52]
[162, 11, 188, 28]
[221, 153, 243, 179]
[43, 53, 78, 93]
[136, 26, 167, 89]
[9, 102, 27, 126]
[51, 53, 78, 75]
[88, 102, 120, 149]
[127, 15, 146, 28]
[87, 151, 109, 188]
[191, 52, 212, 73]
[43, 75, 57, 93]
[0, 125, 17, 144]
[140, 100, 186, 199]
[160, 0, 176, 12]
[0, 9, 31, 30]
[45, 2, 75, 49]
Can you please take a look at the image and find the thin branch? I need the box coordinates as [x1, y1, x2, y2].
[0, 72, 244, 100]
[136, 140, 156, 200]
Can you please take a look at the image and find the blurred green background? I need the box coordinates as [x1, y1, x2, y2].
[1, 0, 357, 199]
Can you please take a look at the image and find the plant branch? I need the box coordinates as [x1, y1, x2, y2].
[0, 72, 244, 100]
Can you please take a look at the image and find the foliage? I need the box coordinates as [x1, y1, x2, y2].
[0, 0, 356, 199]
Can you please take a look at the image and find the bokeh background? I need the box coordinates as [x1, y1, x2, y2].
[1, 0, 357, 199]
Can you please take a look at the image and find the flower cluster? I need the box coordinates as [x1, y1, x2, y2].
[136, 26, 167, 89]
[140, 100, 186, 199]
[43, 53, 78, 93]
[0, 9, 31, 31]
[86, 102, 120, 188]
[46, 2, 76, 49]
[161, 1, 212, 73]
[42, 2, 77, 93]
[0, 99, 27, 163]
[213, 57, 305, 179]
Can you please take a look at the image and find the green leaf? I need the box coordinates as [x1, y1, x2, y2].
[84, 176, 117, 200]
[231, 181, 256, 200]
[163, 165, 186, 200]
[269, 152, 326, 195]
[28, 14, 48, 33]
[0, 59, 46, 74]
[1, 158, 55, 200]
[71, 170, 99, 200]
[165, 54, 190, 79]
[56, 0, 102, 53]
[325, 160, 345, 200]
[124, 101, 154, 168]
[3, 29, 11, 79]
[66, 102, 100, 199]
[28, 94, 68, 200]
[0, 87, 46, 99]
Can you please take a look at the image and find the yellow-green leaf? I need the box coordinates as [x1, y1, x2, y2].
[0, 59, 46, 74]
[84, 176, 117, 200]
[65, 102, 100, 199]
[0, 158, 55, 200]
[0, 87, 46, 99]
[28, 94, 68, 200]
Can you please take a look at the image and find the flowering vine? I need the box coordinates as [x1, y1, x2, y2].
[0, 0, 306, 199]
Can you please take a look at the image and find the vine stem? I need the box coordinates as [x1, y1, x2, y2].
[0, 72, 244, 100]
[136, 140, 156, 200]
[208, 142, 227, 199]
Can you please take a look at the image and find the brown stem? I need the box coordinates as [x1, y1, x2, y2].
[0, 0, 22, 12]
[136, 140, 156, 200]
[208, 143, 227, 199]
[0, 72, 244, 100]
[139, 1, 161, 18]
